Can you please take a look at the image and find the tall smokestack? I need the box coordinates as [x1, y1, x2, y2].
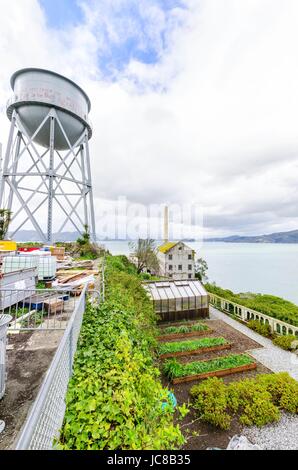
[164, 205, 169, 242]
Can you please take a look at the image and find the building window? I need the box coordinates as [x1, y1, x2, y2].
[188, 254, 192, 260]
[168, 254, 172, 260]
[188, 274, 192, 279]
[169, 274, 173, 278]
[168, 265, 173, 271]
[178, 264, 182, 270]
[188, 265, 192, 270]
[178, 246, 182, 250]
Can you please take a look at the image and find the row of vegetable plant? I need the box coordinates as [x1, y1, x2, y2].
[163, 353, 255, 380]
[158, 337, 228, 356]
[190, 372, 298, 430]
[160, 322, 209, 335]
[58, 255, 184, 450]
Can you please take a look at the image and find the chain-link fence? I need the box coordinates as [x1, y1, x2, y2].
[15, 284, 91, 450]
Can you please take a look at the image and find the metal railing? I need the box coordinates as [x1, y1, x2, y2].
[2, 288, 78, 331]
[15, 285, 90, 450]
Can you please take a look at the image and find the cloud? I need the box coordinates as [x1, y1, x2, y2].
[1, 0, 298, 237]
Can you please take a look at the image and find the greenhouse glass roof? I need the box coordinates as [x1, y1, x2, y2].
[143, 279, 208, 301]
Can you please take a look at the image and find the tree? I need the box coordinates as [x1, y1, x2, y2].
[76, 224, 90, 246]
[195, 257, 208, 281]
[75, 224, 100, 259]
[129, 239, 160, 275]
[0, 209, 12, 240]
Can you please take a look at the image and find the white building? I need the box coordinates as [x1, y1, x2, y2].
[157, 241, 195, 280]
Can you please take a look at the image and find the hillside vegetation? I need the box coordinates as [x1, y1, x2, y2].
[206, 284, 298, 326]
[59, 255, 184, 450]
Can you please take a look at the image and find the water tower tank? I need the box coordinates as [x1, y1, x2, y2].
[1, 68, 96, 244]
[7, 68, 92, 150]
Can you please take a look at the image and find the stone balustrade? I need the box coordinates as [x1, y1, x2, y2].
[208, 293, 298, 337]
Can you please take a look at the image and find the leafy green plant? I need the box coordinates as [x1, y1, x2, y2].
[163, 354, 254, 379]
[273, 335, 298, 350]
[158, 337, 227, 355]
[190, 372, 298, 430]
[247, 320, 273, 338]
[161, 322, 209, 335]
[177, 403, 190, 420]
[191, 377, 231, 429]
[59, 255, 184, 450]
[74, 224, 100, 260]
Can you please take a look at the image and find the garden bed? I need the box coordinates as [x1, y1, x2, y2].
[158, 322, 211, 341]
[172, 361, 256, 384]
[158, 337, 231, 359]
[159, 343, 231, 359]
[163, 353, 256, 384]
[158, 329, 213, 341]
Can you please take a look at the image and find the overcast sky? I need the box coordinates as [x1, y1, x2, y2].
[1, 0, 298, 238]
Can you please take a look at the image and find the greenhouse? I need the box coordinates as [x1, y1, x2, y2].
[143, 279, 209, 322]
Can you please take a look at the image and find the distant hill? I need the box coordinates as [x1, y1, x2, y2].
[207, 229, 298, 244]
[9, 230, 80, 242]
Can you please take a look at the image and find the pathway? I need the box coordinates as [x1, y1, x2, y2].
[210, 306, 298, 380]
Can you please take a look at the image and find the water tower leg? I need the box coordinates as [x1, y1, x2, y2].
[84, 137, 96, 243]
[0, 114, 16, 208]
[7, 131, 22, 212]
[79, 143, 89, 229]
[47, 115, 55, 245]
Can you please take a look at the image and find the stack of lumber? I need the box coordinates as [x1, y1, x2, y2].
[55, 270, 97, 293]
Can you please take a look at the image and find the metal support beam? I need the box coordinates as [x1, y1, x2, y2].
[47, 114, 55, 244]
[1, 108, 96, 243]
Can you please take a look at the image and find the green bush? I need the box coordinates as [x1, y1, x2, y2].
[59, 256, 184, 450]
[273, 335, 298, 351]
[247, 320, 273, 338]
[190, 372, 298, 430]
[227, 380, 280, 426]
[191, 377, 231, 430]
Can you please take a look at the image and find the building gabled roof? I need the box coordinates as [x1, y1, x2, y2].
[158, 241, 178, 253]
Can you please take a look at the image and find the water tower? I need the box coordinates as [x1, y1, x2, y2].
[0, 68, 96, 243]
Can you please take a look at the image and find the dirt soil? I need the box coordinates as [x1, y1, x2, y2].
[159, 319, 272, 450]
[0, 330, 62, 449]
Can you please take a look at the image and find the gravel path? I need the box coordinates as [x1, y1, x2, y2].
[243, 413, 298, 450]
[210, 306, 298, 380]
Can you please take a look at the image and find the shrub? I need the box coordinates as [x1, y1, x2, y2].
[191, 377, 231, 430]
[256, 372, 298, 413]
[247, 320, 273, 338]
[190, 372, 298, 430]
[227, 379, 280, 426]
[273, 335, 298, 351]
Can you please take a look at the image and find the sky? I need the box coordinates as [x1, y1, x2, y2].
[1, 0, 298, 239]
